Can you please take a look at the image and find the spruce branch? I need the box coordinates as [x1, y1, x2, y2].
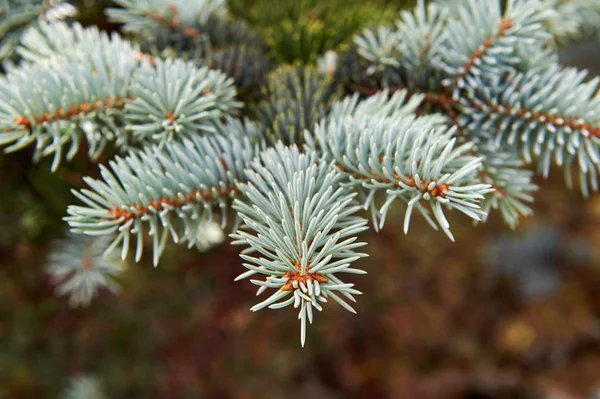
[327, 93, 536, 232]
[350, 0, 454, 96]
[65, 130, 261, 266]
[340, 2, 454, 119]
[462, 66, 600, 196]
[106, 0, 227, 39]
[0, 21, 240, 170]
[0, 0, 76, 63]
[308, 91, 492, 240]
[0, 40, 139, 171]
[339, 0, 597, 208]
[395, 0, 449, 70]
[437, 0, 554, 96]
[33, 0, 600, 348]
[17, 20, 134, 64]
[231, 144, 368, 347]
[354, 0, 449, 74]
[125, 57, 240, 147]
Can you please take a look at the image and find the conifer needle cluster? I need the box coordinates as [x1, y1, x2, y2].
[2, 0, 598, 345]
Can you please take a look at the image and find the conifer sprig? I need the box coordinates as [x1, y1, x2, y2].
[231, 144, 368, 346]
[65, 130, 260, 265]
[309, 104, 492, 239]
[0, 22, 240, 170]
[17, 21, 129, 64]
[337, 0, 600, 227]
[0, 42, 139, 171]
[4, 0, 597, 347]
[106, 0, 227, 38]
[437, 0, 554, 95]
[396, 1, 448, 69]
[0, 0, 76, 62]
[125, 58, 240, 147]
[462, 66, 600, 196]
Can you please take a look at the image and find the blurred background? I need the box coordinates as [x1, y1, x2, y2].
[1, 0, 600, 398]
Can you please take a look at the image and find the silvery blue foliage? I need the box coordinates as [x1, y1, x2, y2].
[45, 233, 123, 307]
[342, 0, 599, 230]
[111, 2, 269, 93]
[436, 0, 554, 93]
[0, 33, 139, 171]
[355, 26, 401, 69]
[2, 0, 598, 346]
[326, 89, 430, 122]
[125, 57, 240, 147]
[231, 144, 368, 346]
[355, 0, 449, 77]
[308, 90, 493, 239]
[395, 1, 448, 70]
[106, 0, 227, 35]
[0, 22, 240, 170]
[0, 0, 75, 62]
[17, 21, 128, 64]
[462, 66, 600, 196]
[65, 130, 261, 265]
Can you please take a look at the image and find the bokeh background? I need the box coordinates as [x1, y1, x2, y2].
[2, 0, 600, 398]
